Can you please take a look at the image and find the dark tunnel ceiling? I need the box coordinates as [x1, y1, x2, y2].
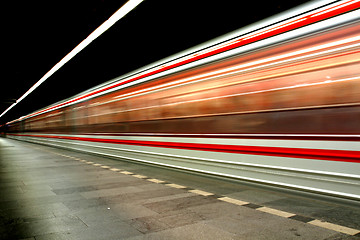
[1, 0, 311, 124]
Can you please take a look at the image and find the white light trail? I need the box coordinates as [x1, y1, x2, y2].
[0, 0, 144, 120]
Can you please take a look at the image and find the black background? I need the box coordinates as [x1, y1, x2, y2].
[1, 0, 311, 124]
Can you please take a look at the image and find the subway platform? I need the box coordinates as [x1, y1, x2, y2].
[1, 137, 360, 240]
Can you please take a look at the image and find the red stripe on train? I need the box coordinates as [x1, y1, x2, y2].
[82, 133, 360, 142]
[10, 134, 360, 163]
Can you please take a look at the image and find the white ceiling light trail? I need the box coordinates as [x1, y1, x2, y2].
[0, 0, 144, 119]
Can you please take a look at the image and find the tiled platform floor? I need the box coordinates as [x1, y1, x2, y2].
[1, 138, 359, 240]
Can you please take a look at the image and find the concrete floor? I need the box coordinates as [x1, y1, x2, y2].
[0, 137, 359, 240]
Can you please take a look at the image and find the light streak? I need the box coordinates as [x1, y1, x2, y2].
[0, 0, 144, 120]
[5, 0, 360, 123]
[110, 35, 360, 103]
[108, 76, 360, 115]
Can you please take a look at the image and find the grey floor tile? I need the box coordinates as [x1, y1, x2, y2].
[62, 198, 108, 211]
[127, 216, 170, 234]
[1, 202, 70, 219]
[20, 184, 53, 192]
[3, 215, 87, 239]
[34, 220, 142, 240]
[32, 232, 73, 240]
[226, 189, 287, 205]
[140, 192, 196, 205]
[92, 179, 149, 190]
[57, 220, 141, 240]
[265, 197, 334, 217]
[80, 186, 145, 199]
[123, 222, 239, 240]
[188, 201, 246, 220]
[72, 206, 124, 226]
[52, 186, 97, 195]
[15, 193, 86, 209]
[109, 203, 158, 219]
[101, 187, 186, 204]
[1, 189, 57, 202]
[311, 206, 360, 230]
[205, 215, 340, 240]
[143, 195, 219, 213]
[156, 209, 205, 228]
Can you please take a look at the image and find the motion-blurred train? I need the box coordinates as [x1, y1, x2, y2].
[5, 0, 360, 200]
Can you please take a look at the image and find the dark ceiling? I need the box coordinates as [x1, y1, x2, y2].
[1, 0, 311, 124]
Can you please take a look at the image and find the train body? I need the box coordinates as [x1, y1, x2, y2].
[6, 1, 360, 200]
